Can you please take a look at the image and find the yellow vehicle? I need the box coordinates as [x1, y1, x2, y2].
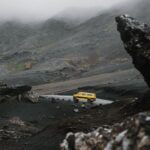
[73, 92, 96, 103]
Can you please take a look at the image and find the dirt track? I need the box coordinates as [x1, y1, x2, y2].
[33, 68, 146, 95]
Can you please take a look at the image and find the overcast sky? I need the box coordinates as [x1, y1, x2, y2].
[0, 0, 130, 22]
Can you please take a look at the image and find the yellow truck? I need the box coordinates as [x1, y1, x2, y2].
[73, 92, 96, 103]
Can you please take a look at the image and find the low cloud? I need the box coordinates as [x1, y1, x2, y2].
[0, 0, 131, 22]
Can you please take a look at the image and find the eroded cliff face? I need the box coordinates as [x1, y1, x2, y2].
[116, 14, 150, 88]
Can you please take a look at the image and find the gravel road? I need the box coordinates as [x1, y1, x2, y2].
[40, 95, 113, 105]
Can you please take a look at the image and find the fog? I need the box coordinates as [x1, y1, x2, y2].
[0, 0, 132, 22]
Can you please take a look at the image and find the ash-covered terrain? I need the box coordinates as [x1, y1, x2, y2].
[0, 0, 150, 150]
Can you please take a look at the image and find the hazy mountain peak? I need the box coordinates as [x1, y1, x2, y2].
[54, 6, 103, 25]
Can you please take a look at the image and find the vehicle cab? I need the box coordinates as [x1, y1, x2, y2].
[73, 92, 96, 103]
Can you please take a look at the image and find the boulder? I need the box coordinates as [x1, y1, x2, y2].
[116, 14, 150, 88]
[0, 83, 38, 103]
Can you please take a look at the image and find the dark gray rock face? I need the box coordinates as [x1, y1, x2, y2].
[0, 84, 31, 96]
[116, 15, 150, 88]
[0, 83, 38, 103]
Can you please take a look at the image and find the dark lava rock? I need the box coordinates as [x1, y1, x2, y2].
[61, 112, 150, 150]
[116, 14, 150, 88]
[0, 84, 32, 96]
[0, 83, 38, 103]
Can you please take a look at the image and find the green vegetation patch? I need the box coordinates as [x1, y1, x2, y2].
[6, 61, 34, 73]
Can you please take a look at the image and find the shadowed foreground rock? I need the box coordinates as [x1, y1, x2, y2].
[116, 14, 150, 88]
[0, 116, 39, 140]
[61, 112, 150, 150]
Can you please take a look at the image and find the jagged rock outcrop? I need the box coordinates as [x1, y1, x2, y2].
[60, 112, 150, 150]
[0, 83, 38, 103]
[116, 14, 150, 88]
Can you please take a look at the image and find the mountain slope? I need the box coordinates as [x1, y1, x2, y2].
[0, 0, 150, 85]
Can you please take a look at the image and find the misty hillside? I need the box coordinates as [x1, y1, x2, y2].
[54, 6, 103, 25]
[0, 0, 150, 85]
